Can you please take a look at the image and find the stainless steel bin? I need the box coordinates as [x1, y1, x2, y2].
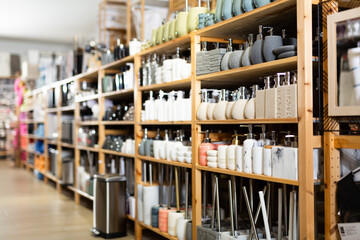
[61, 157, 74, 185]
[92, 174, 127, 239]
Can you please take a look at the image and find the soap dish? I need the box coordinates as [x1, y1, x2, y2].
[273, 45, 297, 55]
[278, 50, 297, 59]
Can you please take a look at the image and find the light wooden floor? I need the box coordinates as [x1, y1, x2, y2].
[0, 160, 134, 240]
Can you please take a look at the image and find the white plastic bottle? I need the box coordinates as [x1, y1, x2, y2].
[197, 90, 209, 120]
[213, 89, 229, 120]
[244, 85, 259, 119]
[226, 90, 236, 119]
[144, 91, 155, 121]
[207, 90, 219, 120]
[167, 91, 176, 121]
[242, 125, 258, 173]
[232, 87, 248, 119]
[155, 90, 166, 121]
[175, 90, 185, 121]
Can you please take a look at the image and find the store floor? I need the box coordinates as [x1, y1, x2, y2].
[0, 160, 134, 240]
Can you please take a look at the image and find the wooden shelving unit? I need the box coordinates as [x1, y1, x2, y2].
[18, 1, 320, 239]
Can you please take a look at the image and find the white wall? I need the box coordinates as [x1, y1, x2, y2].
[0, 37, 72, 63]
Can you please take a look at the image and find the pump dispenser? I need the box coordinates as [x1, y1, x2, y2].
[231, 87, 248, 119]
[155, 91, 166, 121]
[251, 25, 265, 64]
[241, 34, 254, 67]
[263, 27, 283, 62]
[285, 71, 298, 118]
[265, 74, 281, 119]
[213, 89, 229, 120]
[167, 91, 176, 121]
[139, 128, 148, 156]
[199, 131, 216, 166]
[145, 91, 155, 121]
[264, 131, 276, 176]
[175, 90, 185, 121]
[144, 55, 151, 86]
[252, 125, 268, 175]
[159, 130, 169, 159]
[255, 77, 266, 119]
[207, 90, 219, 120]
[221, 39, 233, 71]
[197, 90, 210, 120]
[244, 85, 259, 119]
[241, 125, 258, 173]
[153, 128, 163, 158]
[229, 44, 245, 69]
[150, 54, 158, 85]
[227, 131, 240, 171]
[276, 72, 289, 118]
[226, 90, 237, 119]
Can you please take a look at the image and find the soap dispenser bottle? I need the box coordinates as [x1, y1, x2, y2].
[227, 131, 240, 171]
[140, 58, 146, 86]
[145, 91, 155, 121]
[255, 77, 268, 119]
[252, 125, 268, 175]
[213, 89, 229, 120]
[221, 39, 233, 71]
[231, 86, 248, 119]
[167, 91, 176, 121]
[197, 89, 209, 121]
[139, 128, 148, 156]
[175, 90, 185, 121]
[250, 25, 265, 65]
[263, 27, 283, 62]
[159, 129, 169, 159]
[241, 34, 254, 67]
[207, 90, 219, 120]
[145, 129, 154, 157]
[284, 71, 298, 118]
[283, 133, 298, 181]
[150, 54, 158, 85]
[276, 72, 289, 119]
[233, 0, 244, 16]
[226, 90, 236, 119]
[153, 128, 163, 159]
[264, 131, 276, 176]
[199, 130, 216, 166]
[241, 125, 258, 173]
[155, 90, 166, 121]
[265, 74, 280, 119]
[229, 44, 245, 69]
[144, 55, 151, 86]
[244, 85, 259, 119]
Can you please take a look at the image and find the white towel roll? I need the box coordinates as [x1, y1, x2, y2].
[128, 196, 136, 219]
[143, 185, 159, 225]
[176, 217, 190, 240]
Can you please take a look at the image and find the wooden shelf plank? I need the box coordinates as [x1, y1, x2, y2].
[101, 149, 135, 158]
[139, 222, 178, 240]
[76, 69, 99, 80]
[45, 172, 59, 183]
[59, 105, 75, 112]
[101, 89, 134, 99]
[61, 142, 75, 148]
[334, 135, 360, 150]
[139, 78, 191, 92]
[77, 146, 100, 152]
[68, 186, 94, 201]
[46, 108, 58, 113]
[137, 155, 192, 168]
[25, 134, 45, 140]
[77, 121, 99, 126]
[140, 34, 191, 56]
[75, 94, 99, 103]
[196, 165, 299, 186]
[127, 214, 135, 221]
[196, 0, 296, 39]
[197, 57, 298, 88]
[139, 121, 191, 125]
[100, 55, 134, 70]
[196, 118, 298, 125]
[101, 120, 134, 125]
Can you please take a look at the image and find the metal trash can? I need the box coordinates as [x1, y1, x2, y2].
[61, 157, 74, 185]
[49, 148, 57, 176]
[91, 174, 127, 239]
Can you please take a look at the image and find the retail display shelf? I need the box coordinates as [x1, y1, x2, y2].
[61, 142, 75, 148]
[75, 94, 99, 103]
[101, 89, 134, 99]
[138, 121, 192, 125]
[0, 75, 16, 79]
[127, 215, 135, 221]
[59, 105, 75, 112]
[197, 57, 298, 87]
[101, 149, 135, 158]
[0, 151, 8, 156]
[100, 55, 134, 70]
[54, 76, 76, 88]
[137, 155, 192, 168]
[139, 78, 191, 91]
[139, 222, 177, 240]
[196, 118, 298, 125]
[68, 186, 94, 201]
[334, 135, 360, 150]
[21, 106, 35, 112]
[196, 165, 299, 186]
[140, 34, 191, 56]
[77, 120, 99, 126]
[25, 134, 45, 140]
[76, 68, 99, 80]
[46, 108, 58, 113]
[101, 120, 134, 125]
[195, 0, 296, 38]
[77, 146, 100, 152]
[23, 161, 34, 170]
[45, 172, 59, 183]
[47, 139, 58, 145]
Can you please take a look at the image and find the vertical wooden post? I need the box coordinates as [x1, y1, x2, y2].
[297, 0, 315, 239]
[74, 78, 81, 204]
[98, 70, 106, 174]
[324, 132, 340, 240]
[56, 85, 63, 193]
[134, 53, 143, 240]
[191, 32, 202, 240]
